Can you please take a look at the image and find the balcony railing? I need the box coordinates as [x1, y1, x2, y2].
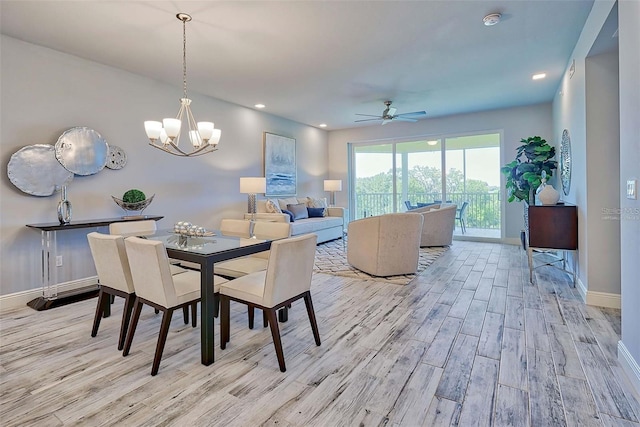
[354, 192, 501, 229]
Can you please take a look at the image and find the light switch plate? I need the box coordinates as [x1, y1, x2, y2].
[627, 179, 637, 200]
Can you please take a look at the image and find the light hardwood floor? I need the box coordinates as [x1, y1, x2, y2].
[1, 241, 639, 426]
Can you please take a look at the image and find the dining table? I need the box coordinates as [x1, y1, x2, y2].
[145, 229, 275, 366]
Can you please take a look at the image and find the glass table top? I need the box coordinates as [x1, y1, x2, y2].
[145, 229, 269, 256]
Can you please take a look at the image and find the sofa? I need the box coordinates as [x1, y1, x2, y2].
[408, 203, 457, 247]
[347, 213, 424, 277]
[244, 197, 345, 244]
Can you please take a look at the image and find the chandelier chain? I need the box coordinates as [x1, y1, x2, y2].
[182, 16, 187, 99]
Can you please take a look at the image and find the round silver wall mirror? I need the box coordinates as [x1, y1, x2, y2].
[7, 144, 74, 196]
[55, 127, 108, 176]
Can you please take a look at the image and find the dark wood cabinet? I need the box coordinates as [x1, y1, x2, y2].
[528, 204, 578, 250]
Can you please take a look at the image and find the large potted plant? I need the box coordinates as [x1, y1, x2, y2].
[501, 136, 557, 205]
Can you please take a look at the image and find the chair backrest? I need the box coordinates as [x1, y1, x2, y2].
[262, 234, 317, 307]
[220, 219, 251, 237]
[404, 201, 414, 210]
[124, 236, 180, 308]
[109, 220, 157, 236]
[87, 232, 135, 294]
[251, 222, 292, 260]
[253, 221, 291, 240]
[457, 201, 469, 217]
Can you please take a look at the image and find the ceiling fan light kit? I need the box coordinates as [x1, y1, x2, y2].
[144, 13, 221, 157]
[354, 101, 427, 125]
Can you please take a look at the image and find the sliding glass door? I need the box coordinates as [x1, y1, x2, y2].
[350, 132, 501, 239]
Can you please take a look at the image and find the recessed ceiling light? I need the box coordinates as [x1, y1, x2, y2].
[254, 103, 266, 109]
[483, 13, 501, 26]
[319, 123, 327, 128]
[427, 140, 439, 146]
[532, 73, 546, 80]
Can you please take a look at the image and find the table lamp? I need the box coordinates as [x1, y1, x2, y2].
[240, 177, 266, 220]
[323, 179, 342, 206]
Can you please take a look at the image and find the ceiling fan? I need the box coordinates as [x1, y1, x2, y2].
[355, 101, 427, 125]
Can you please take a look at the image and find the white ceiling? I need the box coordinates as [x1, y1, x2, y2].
[1, 1, 595, 130]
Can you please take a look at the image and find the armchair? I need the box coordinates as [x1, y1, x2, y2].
[409, 204, 457, 246]
[347, 213, 423, 278]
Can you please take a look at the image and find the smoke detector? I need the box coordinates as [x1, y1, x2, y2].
[483, 13, 502, 26]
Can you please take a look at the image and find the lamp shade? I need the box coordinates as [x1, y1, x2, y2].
[324, 180, 342, 192]
[240, 177, 266, 194]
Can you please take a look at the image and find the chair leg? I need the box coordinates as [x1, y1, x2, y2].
[263, 310, 268, 328]
[265, 309, 286, 372]
[91, 288, 108, 338]
[155, 308, 160, 314]
[182, 306, 189, 325]
[303, 292, 321, 346]
[151, 308, 173, 376]
[220, 295, 230, 349]
[123, 299, 144, 356]
[118, 293, 135, 351]
[191, 302, 197, 327]
[248, 306, 255, 329]
[213, 292, 220, 318]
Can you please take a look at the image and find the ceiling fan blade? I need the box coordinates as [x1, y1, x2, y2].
[387, 107, 397, 116]
[355, 118, 383, 122]
[355, 113, 383, 117]
[392, 117, 418, 123]
[396, 111, 427, 119]
[381, 119, 392, 125]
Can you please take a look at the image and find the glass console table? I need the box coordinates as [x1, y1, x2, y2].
[25, 215, 163, 310]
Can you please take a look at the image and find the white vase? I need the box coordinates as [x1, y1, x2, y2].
[538, 183, 560, 205]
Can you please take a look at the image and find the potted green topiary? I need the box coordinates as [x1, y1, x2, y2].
[501, 136, 557, 205]
[112, 189, 154, 218]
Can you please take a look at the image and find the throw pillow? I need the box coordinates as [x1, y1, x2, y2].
[307, 197, 328, 216]
[307, 207, 325, 218]
[281, 209, 295, 222]
[277, 197, 298, 211]
[265, 199, 282, 214]
[287, 203, 309, 220]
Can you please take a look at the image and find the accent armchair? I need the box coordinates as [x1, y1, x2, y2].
[347, 213, 424, 278]
[409, 203, 457, 247]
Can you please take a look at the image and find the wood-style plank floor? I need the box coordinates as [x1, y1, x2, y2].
[1, 241, 639, 426]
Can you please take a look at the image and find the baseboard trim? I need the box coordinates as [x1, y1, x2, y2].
[0, 276, 98, 313]
[574, 279, 621, 309]
[576, 277, 588, 303]
[618, 341, 640, 395]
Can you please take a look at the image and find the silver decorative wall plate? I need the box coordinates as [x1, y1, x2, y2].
[55, 127, 108, 176]
[106, 145, 127, 170]
[8, 144, 74, 196]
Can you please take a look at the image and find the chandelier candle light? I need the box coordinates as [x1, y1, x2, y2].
[144, 13, 221, 157]
[324, 179, 342, 206]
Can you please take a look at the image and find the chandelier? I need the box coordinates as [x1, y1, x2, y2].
[144, 13, 221, 157]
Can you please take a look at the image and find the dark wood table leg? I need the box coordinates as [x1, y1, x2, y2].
[200, 258, 215, 365]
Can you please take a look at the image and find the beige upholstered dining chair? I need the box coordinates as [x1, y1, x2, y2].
[122, 236, 228, 376]
[215, 221, 291, 278]
[87, 232, 137, 351]
[216, 221, 292, 329]
[347, 213, 424, 277]
[109, 220, 157, 236]
[219, 233, 320, 372]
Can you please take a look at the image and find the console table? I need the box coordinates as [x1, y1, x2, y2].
[25, 215, 163, 310]
[527, 204, 578, 284]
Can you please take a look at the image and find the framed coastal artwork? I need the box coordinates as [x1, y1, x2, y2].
[263, 132, 296, 196]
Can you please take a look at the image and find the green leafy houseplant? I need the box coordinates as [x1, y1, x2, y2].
[501, 136, 557, 205]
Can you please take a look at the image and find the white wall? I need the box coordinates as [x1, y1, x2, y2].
[585, 50, 620, 296]
[327, 103, 553, 241]
[552, 0, 619, 302]
[0, 35, 328, 297]
[618, 0, 640, 394]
